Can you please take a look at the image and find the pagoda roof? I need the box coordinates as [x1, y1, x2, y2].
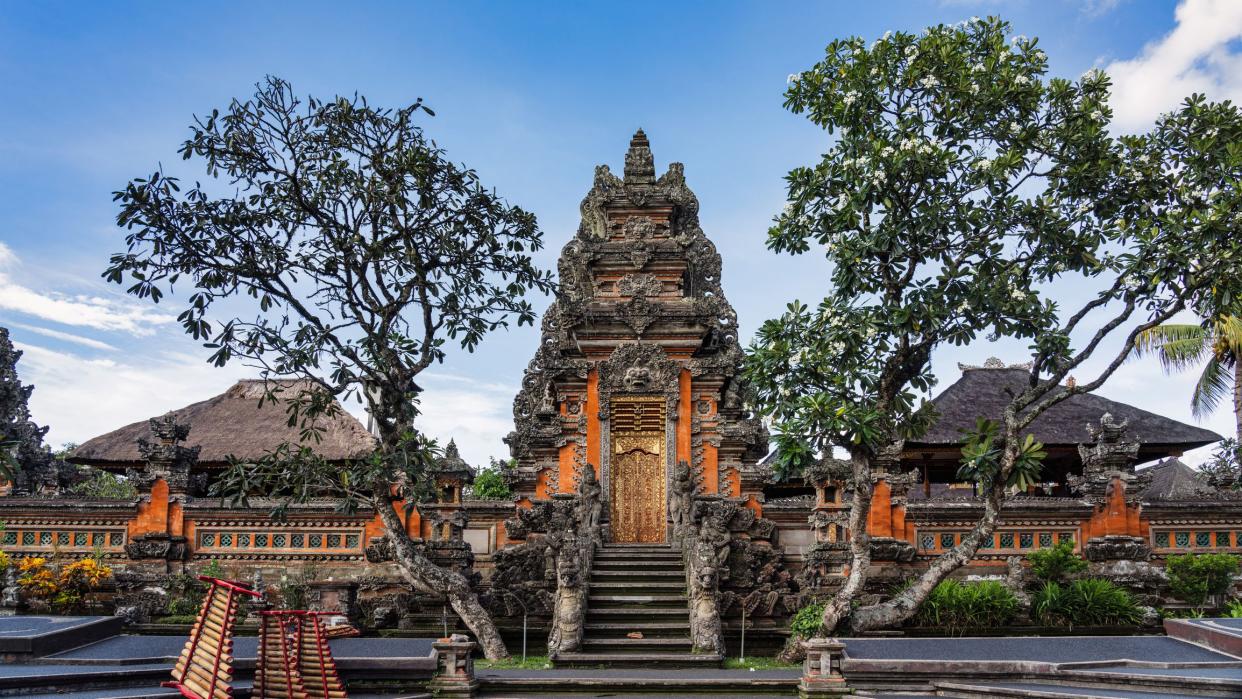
[432, 440, 476, 482]
[908, 363, 1221, 456]
[70, 379, 376, 469]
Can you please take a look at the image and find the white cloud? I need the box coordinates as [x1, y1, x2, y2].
[0, 242, 16, 268]
[5, 322, 118, 351]
[1105, 0, 1242, 132]
[15, 342, 255, 450]
[0, 269, 175, 336]
[413, 372, 519, 467]
[14, 337, 517, 467]
[1084, 0, 1124, 17]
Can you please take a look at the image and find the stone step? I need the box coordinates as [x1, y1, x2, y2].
[476, 669, 795, 696]
[595, 550, 683, 560]
[592, 559, 684, 571]
[587, 607, 690, 619]
[592, 568, 684, 579]
[589, 594, 687, 608]
[583, 623, 691, 639]
[589, 581, 685, 592]
[551, 651, 724, 669]
[581, 637, 695, 652]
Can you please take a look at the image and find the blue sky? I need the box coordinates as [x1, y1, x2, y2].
[2, 0, 1240, 466]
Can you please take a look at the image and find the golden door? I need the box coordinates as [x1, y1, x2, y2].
[609, 398, 667, 543]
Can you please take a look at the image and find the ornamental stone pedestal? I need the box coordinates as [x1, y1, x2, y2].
[799, 638, 850, 698]
[429, 634, 478, 698]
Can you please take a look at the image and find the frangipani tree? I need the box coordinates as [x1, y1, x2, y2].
[106, 77, 556, 658]
[746, 18, 1242, 634]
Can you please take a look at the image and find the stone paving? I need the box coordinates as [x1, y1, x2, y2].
[43, 633, 434, 662]
[841, 634, 1235, 663]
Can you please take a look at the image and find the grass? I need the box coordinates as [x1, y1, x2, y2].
[723, 656, 799, 670]
[476, 654, 553, 670]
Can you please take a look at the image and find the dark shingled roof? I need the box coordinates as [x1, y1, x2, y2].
[1140, 457, 1217, 501]
[909, 366, 1221, 452]
[69, 379, 377, 469]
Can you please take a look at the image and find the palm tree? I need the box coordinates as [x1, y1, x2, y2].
[1134, 316, 1242, 440]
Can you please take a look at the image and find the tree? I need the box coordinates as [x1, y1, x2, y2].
[1134, 316, 1242, 440]
[468, 457, 515, 500]
[0, 327, 53, 490]
[746, 18, 1242, 634]
[105, 77, 556, 658]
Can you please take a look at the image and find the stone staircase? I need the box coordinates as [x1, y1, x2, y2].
[552, 542, 724, 667]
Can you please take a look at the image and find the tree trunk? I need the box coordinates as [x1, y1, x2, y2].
[848, 483, 1005, 632]
[372, 491, 510, 659]
[1234, 359, 1241, 442]
[818, 449, 874, 635]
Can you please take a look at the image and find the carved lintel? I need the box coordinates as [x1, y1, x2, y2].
[124, 533, 189, 561]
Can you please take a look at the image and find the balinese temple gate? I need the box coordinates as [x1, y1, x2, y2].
[505, 129, 769, 543]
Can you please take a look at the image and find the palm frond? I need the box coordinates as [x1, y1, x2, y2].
[1191, 357, 1234, 420]
[1133, 324, 1211, 372]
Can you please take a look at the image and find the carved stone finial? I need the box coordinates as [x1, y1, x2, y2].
[134, 415, 199, 494]
[984, 357, 1005, 368]
[623, 129, 656, 185]
[1072, 412, 1143, 503]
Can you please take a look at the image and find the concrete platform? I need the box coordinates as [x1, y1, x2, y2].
[841, 634, 1236, 663]
[0, 616, 124, 660]
[1167, 617, 1242, 658]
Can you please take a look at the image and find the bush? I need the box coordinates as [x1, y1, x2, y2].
[790, 602, 826, 639]
[1033, 578, 1141, 628]
[469, 458, 514, 500]
[1167, 553, 1240, 608]
[915, 580, 1018, 633]
[68, 470, 138, 499]
[1026, 541, 1087, 582]
[1225, 599, 1242, 618]
[15, 555, 112, 613]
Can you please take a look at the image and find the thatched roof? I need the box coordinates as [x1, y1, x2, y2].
[70, 380, 376, 469]
[1140, 457, 1218, 501]
[909, 364, 1221, 455]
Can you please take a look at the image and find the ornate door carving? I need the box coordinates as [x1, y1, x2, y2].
[609, 398, 666, 543]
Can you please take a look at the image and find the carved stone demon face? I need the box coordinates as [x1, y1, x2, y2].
[623, 365, 653, 391]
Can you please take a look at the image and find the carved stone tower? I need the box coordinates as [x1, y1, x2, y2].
[506, 130, 768, 543]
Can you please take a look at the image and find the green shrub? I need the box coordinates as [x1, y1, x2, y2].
[915, 579, 1018, 633]
[470, 469, 513, 500]
[1167, 553, 1240, 608]
[790, 602, 826, 639]
[69, 470, 138, 499]
[1225, 599, 1242, 618]
[1033, 578, 1141, 627]
[1026, 541, 1087, 582]
[167, 597, 201, 617]
[467, 457, 515, 500]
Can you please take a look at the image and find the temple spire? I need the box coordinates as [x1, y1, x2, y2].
[623, 128, 655, 185]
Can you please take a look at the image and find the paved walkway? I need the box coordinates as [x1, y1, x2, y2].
[840, 634, 1234, 663]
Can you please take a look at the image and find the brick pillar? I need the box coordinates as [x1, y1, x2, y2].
[429, 634, 478, 698]
[798, 637, 849, 698]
